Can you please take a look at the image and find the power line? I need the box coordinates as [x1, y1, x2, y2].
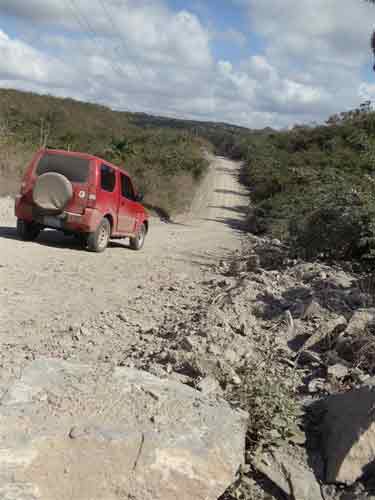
[97, 0, 129, 51]
[63, 0, 128, 81]
[96, 0, 141, 80]
[98, 0, 121, 37]
[68, 0, 101, 45]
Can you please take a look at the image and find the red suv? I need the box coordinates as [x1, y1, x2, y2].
[15, 148, 149, 252]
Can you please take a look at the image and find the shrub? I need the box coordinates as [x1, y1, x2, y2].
[226, 337, 301, 458]
[289, 189, 375, 260]
[216, 104, 375, 264]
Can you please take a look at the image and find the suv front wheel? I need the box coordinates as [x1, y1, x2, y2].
[87, 218, 111, 253]
[16, 219, 41, 241]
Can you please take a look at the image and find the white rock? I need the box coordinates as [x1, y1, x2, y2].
[345, 309, 375, 337]
[0, 358, 248, 500]
[308, 378, 326, 394]
[197, 376, 223, 396]
[253, 447, 323, 500]
[327, 363, 349, 380]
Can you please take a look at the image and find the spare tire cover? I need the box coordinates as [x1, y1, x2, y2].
[33, 172, 73, 212]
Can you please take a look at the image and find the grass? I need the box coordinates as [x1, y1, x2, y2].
[0, 88, 210, 215]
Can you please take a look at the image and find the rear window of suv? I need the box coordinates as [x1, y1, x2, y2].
[36, 153, 89, 183]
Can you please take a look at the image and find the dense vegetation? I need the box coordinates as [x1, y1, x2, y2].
[3, 87, 375, 264]
[209, 102, 375, 264]
[0, 88, 214, 215]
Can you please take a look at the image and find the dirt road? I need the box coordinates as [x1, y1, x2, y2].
[0, 156, 247, 344]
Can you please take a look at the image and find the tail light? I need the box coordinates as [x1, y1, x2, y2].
[20, 181, 27, 195]
[87, 189, 97, 208]
[86, 162, 98, 208]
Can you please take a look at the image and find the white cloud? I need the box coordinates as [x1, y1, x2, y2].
[242, 0, 373, 65]
[1, 0, 212, 68]
[0, 0, 374, 129]
[0, 29, 76, 86]
[238, 0, 375, 119]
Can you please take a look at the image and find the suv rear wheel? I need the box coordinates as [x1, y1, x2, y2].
[74, 233, 88, 248]
[87, 218, 111, 253]
[130, 223, 146, 251]
[16, 219, 41, 241]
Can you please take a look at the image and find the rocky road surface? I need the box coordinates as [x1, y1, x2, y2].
[0, 156, 247, 344]
[3, 155, 375, 500]
[0, 156, 250, 500]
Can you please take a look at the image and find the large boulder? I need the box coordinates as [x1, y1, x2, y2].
[336, 309, 375, 362]
[253, 447, 323, 500]
[345, 309, 375, 337]
[321, 384, 375, 485]
[301, 314, 347, 352]
[0, 358, 247, 500]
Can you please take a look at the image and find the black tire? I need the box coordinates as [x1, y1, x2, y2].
[87, 218, 111, 253]
[16, 219, 41, 241]
[130, 223, 146, 251]
[74, 233, 88, 248]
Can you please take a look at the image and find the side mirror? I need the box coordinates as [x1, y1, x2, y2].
[135, 192, 144, 203]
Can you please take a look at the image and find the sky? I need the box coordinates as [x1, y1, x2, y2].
[0, 0, 374, 129]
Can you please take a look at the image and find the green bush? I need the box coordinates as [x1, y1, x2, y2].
[213, 105, 375, 264]
[290, 204, 361, 260]
[227, 338, 301, 457]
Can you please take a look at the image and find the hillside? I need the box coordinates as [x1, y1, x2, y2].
[208, 103, 375, 266]
[0, 88, 227, 215]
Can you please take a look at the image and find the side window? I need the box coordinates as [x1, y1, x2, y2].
[121, 173, 135, 200]
[100, 164, 116, 192]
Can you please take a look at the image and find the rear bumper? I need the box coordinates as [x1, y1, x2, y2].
[15, 199, 102, 233]
[60, 209, 102, 232]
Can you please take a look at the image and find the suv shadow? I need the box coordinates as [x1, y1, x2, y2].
[0, 225, 131, 251]
[0, 226, 16, 239]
